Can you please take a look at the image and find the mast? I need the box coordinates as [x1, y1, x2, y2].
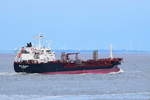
[93, 50, 98, 61]
[38, 33, 41, 48]
[110, 44, 113, 59]
[34, 33, 44, 48]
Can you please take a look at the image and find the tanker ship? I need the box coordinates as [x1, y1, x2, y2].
[14, 34, 123, 74]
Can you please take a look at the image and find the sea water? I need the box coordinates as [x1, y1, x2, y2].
[0, 53, 150, 100]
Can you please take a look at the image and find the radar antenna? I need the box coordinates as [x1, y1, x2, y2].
[34, 33, 44, 48]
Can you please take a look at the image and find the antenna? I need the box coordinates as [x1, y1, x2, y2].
[34, 33, 44, 48]
[109, 44, 113, 59]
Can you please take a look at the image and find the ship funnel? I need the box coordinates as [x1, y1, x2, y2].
[93, 50, 98, 61]
[109, 44, 113, 59]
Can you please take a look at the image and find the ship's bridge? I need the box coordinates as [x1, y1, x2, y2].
[15, 46, 55, 63]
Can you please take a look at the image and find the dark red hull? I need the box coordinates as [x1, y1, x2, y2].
[42, 66, 121, 75]
[14, 58, 123, 74]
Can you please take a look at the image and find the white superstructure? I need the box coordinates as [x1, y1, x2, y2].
[15, 34, 55, 63]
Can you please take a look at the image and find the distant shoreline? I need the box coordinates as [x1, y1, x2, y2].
[0, 49, 150, 54]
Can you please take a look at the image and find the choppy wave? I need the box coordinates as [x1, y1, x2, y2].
[0, 72, 39, 76]
[0, 72, 20, 76]
[108, 68, 124, 75]
[0, 92, 149, 100]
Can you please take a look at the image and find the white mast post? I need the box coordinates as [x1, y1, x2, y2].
[34, 33, 44, 49]
[110, 44, 113, 59]
[38, 33, 41, 48]
[38, 33, 44, 49]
